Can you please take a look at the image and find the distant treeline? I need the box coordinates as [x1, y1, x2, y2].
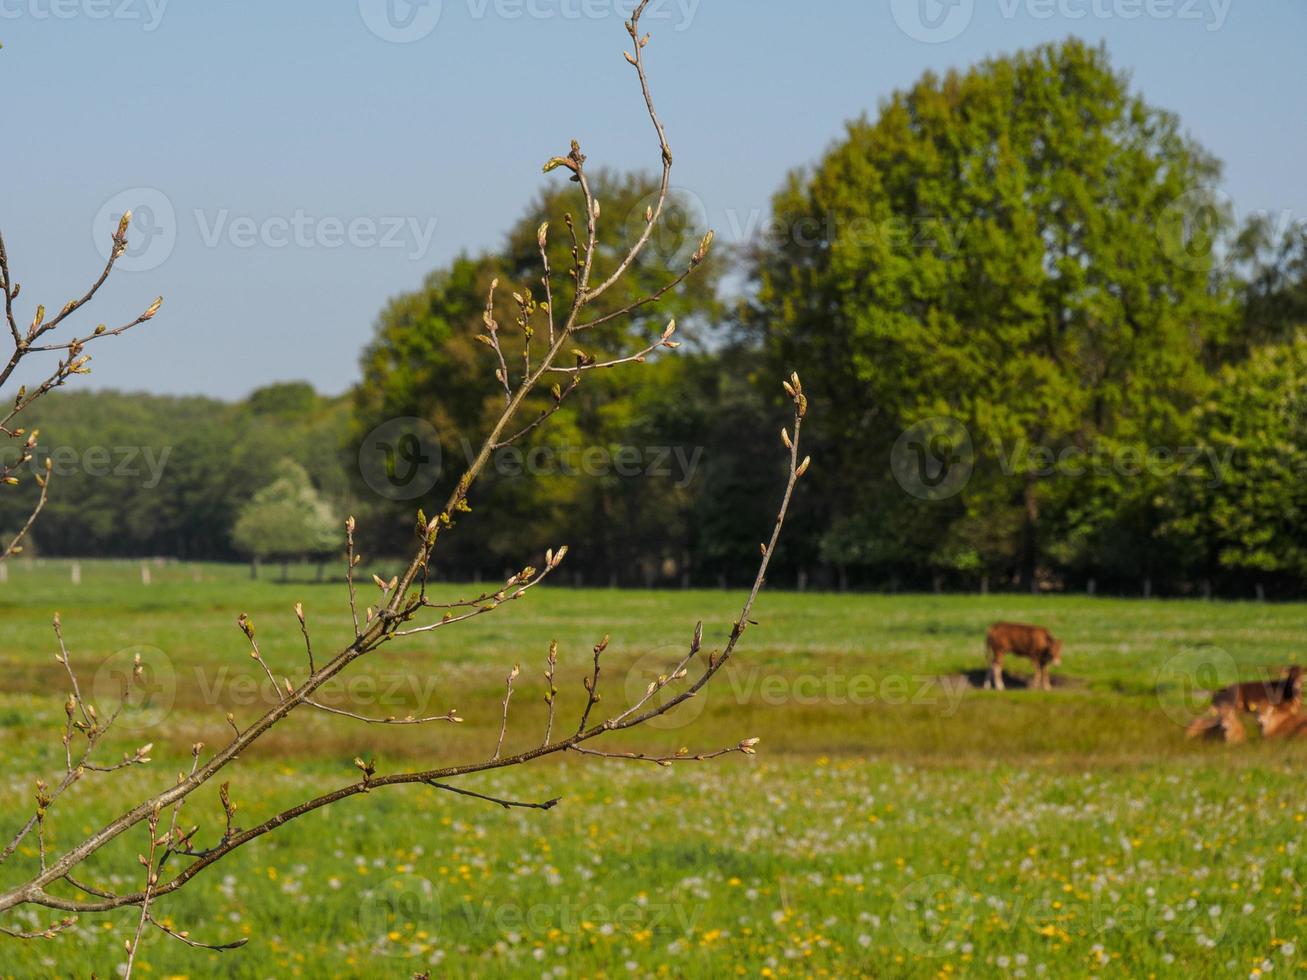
[3, 40, 1306, 596]
[0, 384, 353, 563]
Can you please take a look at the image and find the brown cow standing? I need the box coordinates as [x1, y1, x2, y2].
[985, 622, 1062, 691]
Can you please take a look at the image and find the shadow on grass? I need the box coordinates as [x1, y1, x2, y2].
[948, 669, 1087, 691]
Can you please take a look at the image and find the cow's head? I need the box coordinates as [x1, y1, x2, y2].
[1049, 637, 1063, 667]
[1258, 698, 1299, 739]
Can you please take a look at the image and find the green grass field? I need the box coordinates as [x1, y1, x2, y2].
[0, 560, 1304, 978]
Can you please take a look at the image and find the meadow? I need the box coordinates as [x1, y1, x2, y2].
[0, 560, 1303, 978]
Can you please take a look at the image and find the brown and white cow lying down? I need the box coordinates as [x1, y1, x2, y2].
[1186, 666, 1304, 742]
[1253, 667, 1307, 739]
[984, 622, 1062, 691]
[1258, 699, 1307, 739]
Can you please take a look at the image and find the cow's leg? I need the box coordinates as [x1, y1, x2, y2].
[991, 650, 1005, 691]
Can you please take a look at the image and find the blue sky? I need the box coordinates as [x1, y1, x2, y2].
[2, 0, 1302, 399]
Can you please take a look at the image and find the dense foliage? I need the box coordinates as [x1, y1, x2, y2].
[0, 384, 351, 561]
[232, 459, 340, 577]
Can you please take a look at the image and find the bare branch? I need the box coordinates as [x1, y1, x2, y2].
[492, 664, 520, 761]
[577, 634, 610, 735]
[0, 458, 50, 562]
[0, 213, 160, 567]
[570, 739, 759, 766]
[145, 911, 248, 952]
[542, 640, 559, 746]
[122, 805, 163, 979]
[423, 779, 560, 812]
[304, 700, 461, 727]
[294, 602, 314, 673]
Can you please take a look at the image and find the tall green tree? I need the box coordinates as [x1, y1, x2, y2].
[352, 171, 722, 581]
[232, 460, 339, 579]
[1161, 334, 1307, 596]
[746, 38, 1234, 589]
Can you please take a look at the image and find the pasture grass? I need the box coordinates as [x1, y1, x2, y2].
[0, 560, 1304, 977]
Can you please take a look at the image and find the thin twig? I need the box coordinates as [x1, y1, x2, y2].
[492, 665, 519, 761]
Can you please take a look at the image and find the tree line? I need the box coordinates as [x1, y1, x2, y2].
[3, 39, 1305, 595]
